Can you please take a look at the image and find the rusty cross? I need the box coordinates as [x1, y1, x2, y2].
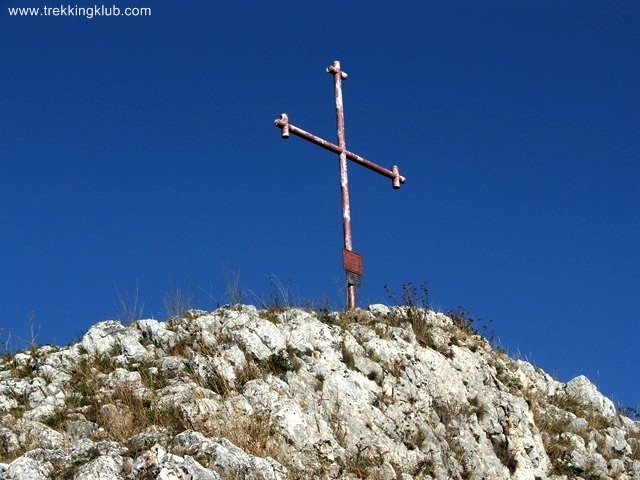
[274, 60, 406, 310]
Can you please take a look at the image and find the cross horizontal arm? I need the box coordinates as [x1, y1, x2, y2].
[274, 113, 406, 189]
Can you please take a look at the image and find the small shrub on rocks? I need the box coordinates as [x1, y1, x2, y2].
[259, 351, 295, 379]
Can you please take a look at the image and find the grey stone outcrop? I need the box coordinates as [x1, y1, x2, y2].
[0, 305, 637, 479]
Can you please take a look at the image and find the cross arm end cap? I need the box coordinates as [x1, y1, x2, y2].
[274, 113, 290, 138]
[391, 165, 406, 189]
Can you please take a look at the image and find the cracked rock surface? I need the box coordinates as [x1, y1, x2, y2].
[0, 305, 638, 479]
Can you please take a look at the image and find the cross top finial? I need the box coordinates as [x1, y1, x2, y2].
[327, 60, 348, 79]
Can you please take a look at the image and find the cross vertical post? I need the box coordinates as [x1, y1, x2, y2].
[274, 60, 406, 310]
[327, 60, 356, 309]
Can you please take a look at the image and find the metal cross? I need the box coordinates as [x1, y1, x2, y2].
[274, 60, 406, 310]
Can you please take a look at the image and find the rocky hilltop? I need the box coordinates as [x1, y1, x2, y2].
[0, 305, 638, 479]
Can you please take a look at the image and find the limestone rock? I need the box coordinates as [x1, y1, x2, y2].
[74, 455, 125, 480]
[0, 305, 637, 480]
[131, 444, 220, 479]
[566, 375, 617, 418]
[2, 455, 51, 479]
[80, 320, 146, 361]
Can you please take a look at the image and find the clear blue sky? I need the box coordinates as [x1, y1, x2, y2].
[1, 1, 638, 411]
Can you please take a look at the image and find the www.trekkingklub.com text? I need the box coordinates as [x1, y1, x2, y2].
[7, 4, 151, 19]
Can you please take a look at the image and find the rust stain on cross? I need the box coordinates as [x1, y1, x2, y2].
[274, 60, 406, 310]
